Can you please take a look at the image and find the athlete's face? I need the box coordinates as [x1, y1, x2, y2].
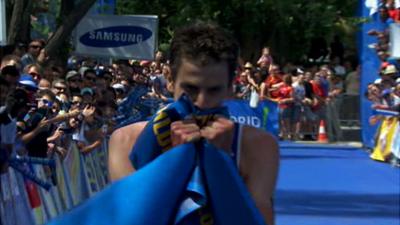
[172, 58, 230, 109]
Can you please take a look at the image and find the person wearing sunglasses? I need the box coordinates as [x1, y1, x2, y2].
[82, 69, 97, 88]
[20, 39, 45, 69]
[51, 79, 67, 96]
[20, 90, 80, 158]
[23, 63, 43, 84]
[65, 70, 82, 96]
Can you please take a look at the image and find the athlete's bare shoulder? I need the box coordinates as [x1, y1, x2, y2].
[240, 125, 279, 225]
[110, 122, 147, 143]
[108, 121, 147, 181]
[241, 125, 279, 159]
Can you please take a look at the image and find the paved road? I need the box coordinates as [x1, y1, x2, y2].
[275, 142, 400, 225]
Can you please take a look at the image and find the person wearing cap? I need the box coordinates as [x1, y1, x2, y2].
[81, 87, 95, 105]
[66, 70, 82, 96]
[244, 62, 253, 71]
[18, 74, 39, 103]
[18, 74, 38, 91]
[382, 64, 398, 78]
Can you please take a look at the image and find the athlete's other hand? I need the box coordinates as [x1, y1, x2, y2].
[170, 119, 201, 147]
[200, 117, 234, 153]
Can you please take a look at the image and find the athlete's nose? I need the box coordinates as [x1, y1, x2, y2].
[193, 91, 213, 109]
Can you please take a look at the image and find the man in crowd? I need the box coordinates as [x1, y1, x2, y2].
[108, 22, 279, 225]
[20, 39, 47, 69]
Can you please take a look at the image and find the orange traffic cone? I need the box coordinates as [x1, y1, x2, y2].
[318, 120, 328, 143]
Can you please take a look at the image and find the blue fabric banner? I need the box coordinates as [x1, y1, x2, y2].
[358, 0, 388, 148]
[47, 143, 266, 225]
[224, 99, 279, 137]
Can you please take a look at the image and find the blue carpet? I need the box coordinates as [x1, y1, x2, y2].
[275, 142, 400, 225]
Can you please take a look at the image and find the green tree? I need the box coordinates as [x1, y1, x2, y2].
[116, 0, 359, 63]
[6, 0, 96, 60]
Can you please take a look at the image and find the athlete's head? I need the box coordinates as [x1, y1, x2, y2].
[169, 22, 239, 109]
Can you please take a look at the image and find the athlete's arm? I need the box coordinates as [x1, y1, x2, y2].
[108, 122, 147, 181]
[241, 126, 279, 225]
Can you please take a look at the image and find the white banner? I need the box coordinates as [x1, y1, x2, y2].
[390, 23, 400, 59]
[75, 15, 158, 60]
[0, 0, 6, 46]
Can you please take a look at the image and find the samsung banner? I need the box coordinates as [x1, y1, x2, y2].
[75, 15, 158, 60]
[0, 0, 6, 46]
[390, 23, 400, 59]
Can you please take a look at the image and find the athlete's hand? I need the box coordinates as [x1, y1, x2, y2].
[200, 117, 235, 153]
[170, 119, 202, 147]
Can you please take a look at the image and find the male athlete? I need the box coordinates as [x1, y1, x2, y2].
[108, 22, 279, 225]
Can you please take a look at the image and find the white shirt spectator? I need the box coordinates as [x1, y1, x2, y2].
[345, 70, 360, 95]
[292, 81, 306, 106]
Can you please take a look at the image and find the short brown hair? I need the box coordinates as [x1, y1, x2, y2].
[169, 21, 239, 83]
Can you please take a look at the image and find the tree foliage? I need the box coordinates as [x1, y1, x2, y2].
[5, 0, 96, 62]
[4, 0, 360, 64]
[116, 0, 359, 63]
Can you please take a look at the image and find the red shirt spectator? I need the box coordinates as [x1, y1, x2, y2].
[264, 65, 283, 99]
[311, 77, 326, 110]
[278, 83, 293, 109]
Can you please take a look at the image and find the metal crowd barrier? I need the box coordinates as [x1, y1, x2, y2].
[0, 137, 110, 225]
[295, 94, 361, 141]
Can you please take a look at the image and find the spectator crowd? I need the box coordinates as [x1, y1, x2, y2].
[364, 0, 400, 166]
